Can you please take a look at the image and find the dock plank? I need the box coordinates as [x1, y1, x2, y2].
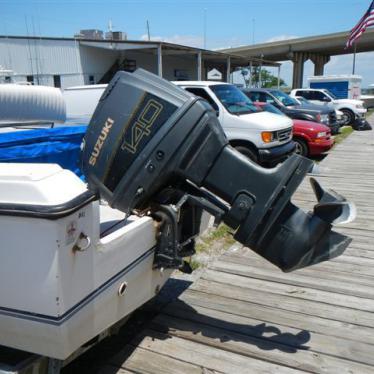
[179, 290, 374, 345]
[210, 259, 374, 299]
[149, 315, 374, 373]
[106, 345, 205, 374]
[200, 269, 374, 312]
[191, 277, 374, 327]
[154, 305, 374, 368]
[128, 330, 305, 374]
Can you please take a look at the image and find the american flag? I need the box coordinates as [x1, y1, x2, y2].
[346, 0, 374, 48]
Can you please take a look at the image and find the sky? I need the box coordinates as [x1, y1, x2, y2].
[1, 0, 374, 86]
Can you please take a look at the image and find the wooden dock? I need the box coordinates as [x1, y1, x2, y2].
[96, 124, 374, 374]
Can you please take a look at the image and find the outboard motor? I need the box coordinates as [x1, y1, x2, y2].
[81, 69, 355, 273]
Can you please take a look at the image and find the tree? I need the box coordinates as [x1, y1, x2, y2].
[240, 67, 286, 88]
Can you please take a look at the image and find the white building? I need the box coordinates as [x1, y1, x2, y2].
[0, 35, 271, 89]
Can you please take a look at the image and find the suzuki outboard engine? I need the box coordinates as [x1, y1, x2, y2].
[81, 69, 354, 272]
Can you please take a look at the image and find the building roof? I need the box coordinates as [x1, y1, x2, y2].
[0, 35, 281, 68]
[220, 29, 374, 61]
[242, 88, 278, 92]
[173, 81, 231, 86]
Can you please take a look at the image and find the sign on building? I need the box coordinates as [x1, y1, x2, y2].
[207, 68, 222, 81]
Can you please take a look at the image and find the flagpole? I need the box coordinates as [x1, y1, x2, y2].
[352, 41, 357, 75]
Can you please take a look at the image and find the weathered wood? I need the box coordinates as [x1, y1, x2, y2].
[331, 254, 374, 266]
[107, 345, 204, 374]
[201, 269, 374, 312]
[191, 278, 374, 327]
[221, 251, 374, 289]
[210, 259, 374, 299]
[344, 247, 374, 259]
[130, 330, 305, 374]
[150, 314, 374, 373]
[219, 248, 374, 285]
[179, 290, 374, 345]
[334, 227, 374, 240]
[159, 302, 374, 365]
[222, 252, 374, 280]
[97, 366, 135, 374]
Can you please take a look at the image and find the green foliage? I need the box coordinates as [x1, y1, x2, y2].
[188, 224, 235, 271]
[258, 69, 286, 88]
[196, 224, 236, 254]
[188, 259, 201, 270]
[241, 67, 286, 88]
[333, 126, 354, 145]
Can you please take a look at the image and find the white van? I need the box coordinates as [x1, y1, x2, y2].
[63, 81, 295, 165]
[173, 81, 295, 165]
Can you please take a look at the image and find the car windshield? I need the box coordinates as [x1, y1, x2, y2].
[210, 84, 259, 115]
[262, 103, 286, 116]
[296, 96, 309, 104]
[271, 90, 298, 106]
[323, 89, 338, 99]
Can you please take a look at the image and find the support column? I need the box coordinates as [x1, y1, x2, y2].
[258, 63, 262, 88]
[291, 52, 307, 89]
[249, 60, 253, 87]
[157, 45, 163, 77]
[197, 51, 202, 81]
[277, 65, 281, 89]
[311, 54, 330, 76]
[226, 56, 231, 83]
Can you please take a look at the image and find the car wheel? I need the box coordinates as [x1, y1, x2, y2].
[235, 146, 258, 163]
[294, 138, 309, 157]
[341, 109, 355, 125]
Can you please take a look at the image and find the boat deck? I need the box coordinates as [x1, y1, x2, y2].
[96, 122, 374, 374]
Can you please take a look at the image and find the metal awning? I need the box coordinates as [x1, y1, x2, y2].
[78, 39, 280, 68]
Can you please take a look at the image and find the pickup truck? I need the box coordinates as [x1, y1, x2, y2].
[243, 88, 340, 135]
[173, 81, 295, 166]
[290, 88, 367, 126]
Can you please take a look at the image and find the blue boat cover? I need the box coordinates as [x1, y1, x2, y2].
[0, 126, 87, 178]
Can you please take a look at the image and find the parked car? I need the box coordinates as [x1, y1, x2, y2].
[294, 96, 346, 127]
[290, 88, 367, 125]
[253, 102, 334, 157]
[173, 81, 295, 166]
[242, 88, 340, 135]
[292, 95, 310, 105]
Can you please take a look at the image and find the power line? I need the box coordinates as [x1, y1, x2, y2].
[24, 16, 35, 79]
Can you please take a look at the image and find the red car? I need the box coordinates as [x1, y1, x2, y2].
[254, 102, 334, 157]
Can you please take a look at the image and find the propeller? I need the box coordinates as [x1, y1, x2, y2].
[310, 177, 356, 225]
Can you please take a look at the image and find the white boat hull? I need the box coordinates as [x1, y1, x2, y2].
[0, 164, 172, 359]
[0, 242, 170, 360]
